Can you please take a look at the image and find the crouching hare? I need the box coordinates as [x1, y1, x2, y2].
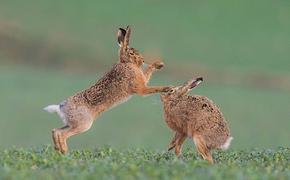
[44, 26, 171, 154]
[160, 77, 232, 164]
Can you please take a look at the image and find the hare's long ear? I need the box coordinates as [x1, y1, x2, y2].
[117, 28, 127, 47]
[178, 77, 203, 96]
[123, 25, 131, 47]
[188, 77, 203, 90]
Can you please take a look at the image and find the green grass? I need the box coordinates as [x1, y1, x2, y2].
[0, 146, 289, 179]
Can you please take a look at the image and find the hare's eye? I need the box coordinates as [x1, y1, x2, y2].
[169, 89, 175, 93]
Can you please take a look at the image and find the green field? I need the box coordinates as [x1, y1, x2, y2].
[0, 1, 290, 179]
[1, 147, 289, 179]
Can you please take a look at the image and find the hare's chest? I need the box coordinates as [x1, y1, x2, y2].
[164, 104, 187, 132]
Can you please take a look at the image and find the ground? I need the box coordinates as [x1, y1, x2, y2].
[0, 146, 289, 179]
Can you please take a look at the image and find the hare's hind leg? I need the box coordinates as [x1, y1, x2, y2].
[52, 113, 93, 154]
[174, 133, 186, 156]
[52, 121, 93, 154]
[52, 125, 68, 152]
[168, 132, 179, 151]
[167, 132, 187, 156]
[52, 126, 70, 153]
[193, 135, 213, 164]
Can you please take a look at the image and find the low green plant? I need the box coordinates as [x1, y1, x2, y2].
[0, 146, 289, 180]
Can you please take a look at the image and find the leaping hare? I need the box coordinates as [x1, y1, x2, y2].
[160, 77, 232, 164]
[44, 26, 171, 154]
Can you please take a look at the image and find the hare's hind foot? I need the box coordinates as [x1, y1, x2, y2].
[193, 135, 214, 164]
[52, 129, 60, 151]
[52, 126, 69, 154]
[51, 121, 93, 154]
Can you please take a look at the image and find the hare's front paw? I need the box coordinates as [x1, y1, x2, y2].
[152, 61, 164, 70]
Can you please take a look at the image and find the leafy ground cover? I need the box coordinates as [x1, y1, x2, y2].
[0, 146, 289, 179]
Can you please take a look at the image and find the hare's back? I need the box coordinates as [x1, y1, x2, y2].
[100, 63, 136, 86]
[82, 63, 137, 107]
[188, 95, 228, 131]
[96, 63, 137, 95]
[189, 95, 231, 148]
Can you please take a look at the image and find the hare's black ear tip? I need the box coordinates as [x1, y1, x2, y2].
[118, 28, 126, 35]
[197, 77, 203, 81]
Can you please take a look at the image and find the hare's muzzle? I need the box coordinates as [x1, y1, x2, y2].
[189, 77, 203, 89]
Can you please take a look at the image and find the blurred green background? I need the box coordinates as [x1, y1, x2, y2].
[0, 0, 289, 150]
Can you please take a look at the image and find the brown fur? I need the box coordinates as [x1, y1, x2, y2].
[47, 26, 171, 154]
[160, 77, 232, 164]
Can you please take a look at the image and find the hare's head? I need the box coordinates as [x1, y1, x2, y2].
[117, 26, 144, 67]
[161, 77, 203, 101]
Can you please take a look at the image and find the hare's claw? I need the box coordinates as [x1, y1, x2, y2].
[168, 144, 176, 151]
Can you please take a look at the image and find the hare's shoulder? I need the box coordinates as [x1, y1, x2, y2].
[73, 63, 137, 107]
[187, 95, 215, 107]
[88, 63, 137, 93]
[188, 95, 224, 118]
[113, 62, 139, 73]
[177, 95, 216, 113]
[101, 63, 138, 81]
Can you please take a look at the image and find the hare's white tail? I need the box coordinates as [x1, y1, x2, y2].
[220, 136, 233, 150]
[43, 105, 60, 114]
[44, 104, 66, 124]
